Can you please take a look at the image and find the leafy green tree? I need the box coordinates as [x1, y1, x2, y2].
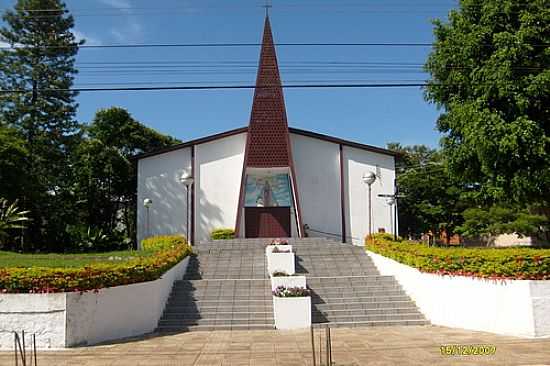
[0, 0, 82, 247]
[70, 108, 180, 248]
[457, 206, 548, 242]
[0, 125, 28, 203]
[389, 143, 470, 243]
[424, 0, 549, 205]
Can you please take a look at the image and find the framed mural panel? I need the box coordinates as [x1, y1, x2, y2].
[245, 174, 292, 207]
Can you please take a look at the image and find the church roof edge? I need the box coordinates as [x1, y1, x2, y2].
[132, 126, 396, 161]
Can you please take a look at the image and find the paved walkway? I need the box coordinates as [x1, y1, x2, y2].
[2, 326, 549, 366]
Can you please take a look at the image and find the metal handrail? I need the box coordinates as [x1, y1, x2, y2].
[304, 226, 363, 243]
[13, 331, 37, 366]
[310, 325, 333, 366]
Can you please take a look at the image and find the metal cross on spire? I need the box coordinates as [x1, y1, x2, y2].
[263, 0, 272, 17]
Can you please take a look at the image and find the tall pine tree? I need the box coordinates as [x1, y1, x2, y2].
[0, 0, 81, 249]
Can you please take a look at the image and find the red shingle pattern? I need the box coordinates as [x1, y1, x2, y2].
[245, 16, 291, 167]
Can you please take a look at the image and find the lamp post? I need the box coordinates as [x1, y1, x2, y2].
[179, 172, 194, 244]
[143, 198, 153, 238]
[362, 171, 377, 242]
[379, 180, 404, 241]
[386, 197, 395, 237]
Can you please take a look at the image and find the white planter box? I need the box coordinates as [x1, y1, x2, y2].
[265, 245, 293, 255]
[273, 296, 311, 330]
[267, 252, 295, 275]
[270, 275, 307, 291]
[368, 250, 550, 338]
[0, 256, 190, 349]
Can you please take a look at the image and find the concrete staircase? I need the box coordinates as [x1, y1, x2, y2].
[156, 238, 428, 332]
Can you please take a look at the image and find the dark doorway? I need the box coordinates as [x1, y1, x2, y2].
[245, 207, 291, 238]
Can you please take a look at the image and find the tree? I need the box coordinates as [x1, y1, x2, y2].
[0, 125, 28, 202]
[457, 206, 548, 243]
[389, 143, 470, 243]
[424, 0, 549, 206]
[0, 0, 82, 247]
[70, 107, 180, 247]
[0, 198, 30, 249]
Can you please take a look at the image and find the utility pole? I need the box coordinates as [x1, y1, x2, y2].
[378, 179, 404, 241]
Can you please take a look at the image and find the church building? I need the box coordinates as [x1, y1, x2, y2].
[135, 16, 397, 245]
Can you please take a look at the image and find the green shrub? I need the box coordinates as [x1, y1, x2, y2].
[0, 235, 192, 293]
[141, 235, 186, 251]
[366, 236, 550, 280]
[65, 225, 132, 253]
[210, 228, 235, 240]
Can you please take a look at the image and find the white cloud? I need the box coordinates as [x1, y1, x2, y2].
[97, 0, 144, 43]
[110, 18, 143, 43]
[72, 30, 103, 46]
[98, 0, 132, 9]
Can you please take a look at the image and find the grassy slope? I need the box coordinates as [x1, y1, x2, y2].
[0, 249, 155, 268]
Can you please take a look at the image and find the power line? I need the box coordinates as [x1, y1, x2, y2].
[0, 42, 436, 50]
[0, 83, 427, 94]
[1, 42, 547, 51]
[73, 79, 428, 86]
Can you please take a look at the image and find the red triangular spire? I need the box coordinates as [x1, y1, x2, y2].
[245, 15, 291, 167]
[234, 16, 304, 237]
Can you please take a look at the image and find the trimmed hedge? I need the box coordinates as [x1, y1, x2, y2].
[210, 228, 235, 240]
[0, 235, 192, 293]
[366, 234, 550, 280]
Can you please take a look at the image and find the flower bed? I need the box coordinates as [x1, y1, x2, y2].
[0, 235, 192, 293]
[366, 235, 550, 280]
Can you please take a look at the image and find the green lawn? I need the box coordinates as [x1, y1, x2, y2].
[0, 249, 154, 268]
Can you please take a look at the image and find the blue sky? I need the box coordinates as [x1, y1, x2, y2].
[1, 0, 458, 148]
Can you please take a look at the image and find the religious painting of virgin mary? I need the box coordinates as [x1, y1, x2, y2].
[244, 174, 292, 207]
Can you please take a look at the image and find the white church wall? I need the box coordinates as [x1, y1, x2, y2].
[195, 132, 246, 242]
[137, 147, 192, 246]
[290, 133, 342, 240]
[343, 146, 395, 245]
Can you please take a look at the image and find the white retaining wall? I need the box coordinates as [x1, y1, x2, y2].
[0, 257, 189, 349]
[368, 251, 550, 338]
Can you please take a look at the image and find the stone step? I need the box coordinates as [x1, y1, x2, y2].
[157, 324, 275, 332]
[312, 319, 429, 328]
[312, 313, 426, 323]
[311, 294, 413, 304]
[309, 283, 401, 291]
[306, 275, 393, 281]
[158, 318, 273, 327]
[174, 279, 271, 289]
[164, 304, 273, 311]
[313, 300, 417, 311]
[313, 306, 421, 317]
[166, 299, 272, 306]
[311, 289, 406, 298]
[161, 311, 273, 320]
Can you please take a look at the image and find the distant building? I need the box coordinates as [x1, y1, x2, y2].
[134, 16, 397, 244]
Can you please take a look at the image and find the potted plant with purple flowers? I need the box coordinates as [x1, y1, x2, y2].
[272, 286, 311, 329]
